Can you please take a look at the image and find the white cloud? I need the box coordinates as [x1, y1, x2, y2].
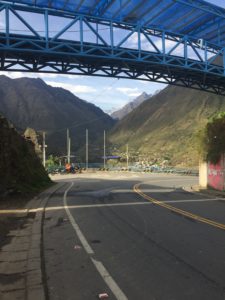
[0, 13, 4, 28]
[116, 87, 141, 97]
[153, 39, 184, 56]
[127, 33, 138, 45]
[125, 32, 184, 57]
[46, 81, 97, 94]
[60, 74, 83, 79]
[0, 71, 60, 79]
[0, 71, 37, 79]
[116, 87, 138, 93]
[129, 33, 149, 45]
[0, 71, 83, 80]
[42, 73, 59, 79]
[128, 92, 143, 97]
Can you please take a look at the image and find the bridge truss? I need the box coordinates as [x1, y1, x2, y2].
[0, 0, 225, 95]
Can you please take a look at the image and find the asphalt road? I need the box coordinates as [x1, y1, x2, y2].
[43, 172, 225, 300]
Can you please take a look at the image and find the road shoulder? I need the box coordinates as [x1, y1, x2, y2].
[184, 185, 225, 199]
[0, 182, 64, 300]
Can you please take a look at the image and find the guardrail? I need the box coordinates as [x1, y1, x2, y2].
[46, 165, 198, 176]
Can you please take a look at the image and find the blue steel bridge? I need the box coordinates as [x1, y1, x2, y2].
[0, 0, 225, 95]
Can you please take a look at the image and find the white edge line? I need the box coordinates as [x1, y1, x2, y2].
[61, 198, 223, 210]
[1, 198, 222, 215]
[91, 258, 128, 300]
[63, 182, 128, 300]
[63, 182, 94, 255]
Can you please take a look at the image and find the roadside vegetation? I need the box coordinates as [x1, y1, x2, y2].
[197, 112, 225, 164]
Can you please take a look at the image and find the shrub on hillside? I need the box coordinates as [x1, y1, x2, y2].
[198, 112, 225, 164]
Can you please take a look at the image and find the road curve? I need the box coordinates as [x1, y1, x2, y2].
[43, 173, 225, 300]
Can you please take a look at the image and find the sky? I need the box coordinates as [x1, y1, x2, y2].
[208, 0, 225, 6]
[0, 0, 224, 113]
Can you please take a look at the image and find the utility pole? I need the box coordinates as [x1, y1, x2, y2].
[42, 131, 46, 168]
[68, 137, 71, 164]
[103, 130, 106, 169]
[86, 129, 88, 170]
[67, 128, 70, 163]
[126, 143, 129, 170]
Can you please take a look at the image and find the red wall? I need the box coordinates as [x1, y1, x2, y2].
[208, 156, 225, 191]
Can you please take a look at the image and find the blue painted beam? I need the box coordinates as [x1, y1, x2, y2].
[173, 0, 225, 19]
[143, 2, 175, 27]
[189, 18, 223, 41]
[182, 15, 217, 36]
[162, 7, 197, 30]
[122, 0, 145, 22]
[172, 11, 208, 33]
[137, 0, 162, 21]
[91, 0, 115, 17]
[76, 0, 85, 11]
[0, 1, 225, 96]
[111, 0, 130, 19]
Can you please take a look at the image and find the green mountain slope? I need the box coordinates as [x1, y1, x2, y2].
[0, 75, 115, 161]
[109, 86, 225, 167]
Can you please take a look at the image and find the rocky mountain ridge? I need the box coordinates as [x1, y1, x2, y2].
[0, 75, 115, 162]
[111, 92, 149, 120]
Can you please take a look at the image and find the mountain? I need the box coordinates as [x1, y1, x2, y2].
[0, 75, 115, 162]
[109, 86, 225, 167]
[0, 114, 50, 195]
[111, 92, 149, 120]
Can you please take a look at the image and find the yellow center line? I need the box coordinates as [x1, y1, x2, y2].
[133, 183, 225, 231]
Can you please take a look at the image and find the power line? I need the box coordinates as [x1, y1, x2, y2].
[91, 78, 119, 101]
[46, 114, 109, 134]
[42, 78, 119, 134]
[0, 27, 110, 33]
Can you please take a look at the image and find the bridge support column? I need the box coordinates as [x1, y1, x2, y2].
[199, 161, 208, 189]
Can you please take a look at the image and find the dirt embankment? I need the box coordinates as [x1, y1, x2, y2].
[0, 114, 53, 251]
[0, 114, 51, 197]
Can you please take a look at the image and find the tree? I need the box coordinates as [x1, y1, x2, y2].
[198, 112, 225, 164]
[45, 155, 59, 167]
